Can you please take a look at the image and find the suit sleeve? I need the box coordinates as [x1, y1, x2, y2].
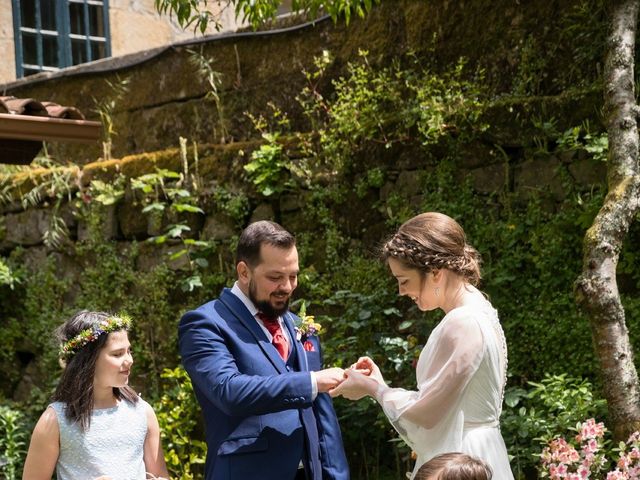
[179, 306, 314, 416]
[310, 336, 350, 480]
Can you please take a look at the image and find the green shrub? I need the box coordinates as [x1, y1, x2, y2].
[153, 367, 206, 480]
[0, 404, 29, 480]
[501, 374, 607, 479]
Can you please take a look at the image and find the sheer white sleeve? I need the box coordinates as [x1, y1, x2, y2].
[375, 309, 485, 448]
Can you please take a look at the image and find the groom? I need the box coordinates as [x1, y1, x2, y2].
[179, 220, 349, 480]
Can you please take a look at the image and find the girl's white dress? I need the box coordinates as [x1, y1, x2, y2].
[376, 298, 514, 479]
[50, 398, 148, 480]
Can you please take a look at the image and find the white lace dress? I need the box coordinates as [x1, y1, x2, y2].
[375, 298, 514, 479]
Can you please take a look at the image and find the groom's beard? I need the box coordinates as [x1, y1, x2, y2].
[249, 279, 290, 318]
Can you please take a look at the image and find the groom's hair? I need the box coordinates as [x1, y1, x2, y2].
[415, 453, 492, 480]
[236, 220, 296, 267]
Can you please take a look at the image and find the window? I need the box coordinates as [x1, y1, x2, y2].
[12, 0, 110, 78]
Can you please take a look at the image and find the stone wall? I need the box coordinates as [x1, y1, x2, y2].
[1, 0, 605, 163]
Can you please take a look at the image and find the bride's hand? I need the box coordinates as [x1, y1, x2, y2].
[352, 356, 385, 386]
[329, 368, 379, 400]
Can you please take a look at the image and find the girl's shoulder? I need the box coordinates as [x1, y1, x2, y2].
[47, 401, 66, 419]
[120, 393, 150, 414]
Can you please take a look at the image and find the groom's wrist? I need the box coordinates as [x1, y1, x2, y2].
[310, 371, 318, 400]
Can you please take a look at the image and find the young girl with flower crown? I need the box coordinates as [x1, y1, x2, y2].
[22, 310, 170, 480]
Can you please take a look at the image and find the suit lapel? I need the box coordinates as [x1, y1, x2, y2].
[218, 288, 287, 374]
[283, 312, 308, 372]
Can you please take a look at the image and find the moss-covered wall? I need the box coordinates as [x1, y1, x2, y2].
[2, 0, 606, 164]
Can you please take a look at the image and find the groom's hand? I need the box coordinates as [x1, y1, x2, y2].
[352, 356, 385, 386]
[315, 367, 345, 393]
[329, 368, 378, 400]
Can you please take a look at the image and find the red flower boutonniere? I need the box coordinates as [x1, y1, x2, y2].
[303, 340, 315, 352]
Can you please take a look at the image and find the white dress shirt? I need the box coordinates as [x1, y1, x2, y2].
[230, 282, 318, 399]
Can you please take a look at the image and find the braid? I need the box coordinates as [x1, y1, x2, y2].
[382, 231, 482, 286]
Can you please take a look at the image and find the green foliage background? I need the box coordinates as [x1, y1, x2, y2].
[2, 2, 640, 478]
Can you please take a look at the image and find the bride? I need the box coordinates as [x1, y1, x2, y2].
[331, 212, 514, 480]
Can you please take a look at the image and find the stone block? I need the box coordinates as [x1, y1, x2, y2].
[117, 201, 148, 239]
[513, 156, 565, 201]
[77, 204, 118, 242]
[1, 209, 50, 248]
[249, 203, 275, 223]
[280, 192, 308, 213]
[146, 209, 205, 239]
[467, 163, 507, 193]
[395, 170, 423, 197]
[568, 158, 607, 187]
[202, 215, 236, 241]
[136, 242, 191, 272]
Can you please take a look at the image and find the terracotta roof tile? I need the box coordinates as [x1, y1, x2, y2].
[0, 95, 100, 164]
[0, 96, 86, 119]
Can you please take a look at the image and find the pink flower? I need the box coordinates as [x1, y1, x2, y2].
[582, 439, 599, 455]
[607, 469, 627, 480]
[577, 465, 589, 479]
[580, 419, 606, 441]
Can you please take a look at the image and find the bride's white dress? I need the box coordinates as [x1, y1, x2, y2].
[375, 297, 514, 479]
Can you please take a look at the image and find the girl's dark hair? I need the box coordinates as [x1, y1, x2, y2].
[382, 212, 482, 286]
[415, 452, 493, 480]
[52, 310, 138, 430]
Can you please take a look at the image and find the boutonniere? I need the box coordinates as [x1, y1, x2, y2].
[295, 301, 322, 351]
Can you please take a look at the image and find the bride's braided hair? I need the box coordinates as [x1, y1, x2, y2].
[382, 212, 482, 286]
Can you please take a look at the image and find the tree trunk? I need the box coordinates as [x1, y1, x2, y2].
[575, 0, 640, 441]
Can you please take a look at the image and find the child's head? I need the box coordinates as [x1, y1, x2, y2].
[53, 310, 138, 428]
[415, 453, 492, 480]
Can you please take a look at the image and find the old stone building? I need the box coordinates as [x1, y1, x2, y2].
[0, 0, 294, 85]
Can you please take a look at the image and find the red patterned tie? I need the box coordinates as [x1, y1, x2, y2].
[257, 312, 289, 360]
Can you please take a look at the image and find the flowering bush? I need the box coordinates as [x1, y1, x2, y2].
[609, 431, 640, 479]
[540, 419, 640, 479]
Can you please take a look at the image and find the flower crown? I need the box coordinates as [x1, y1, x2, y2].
[60, 314, 132, 359]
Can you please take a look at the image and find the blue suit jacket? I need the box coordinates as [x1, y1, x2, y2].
[178, 288, 350, 480]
